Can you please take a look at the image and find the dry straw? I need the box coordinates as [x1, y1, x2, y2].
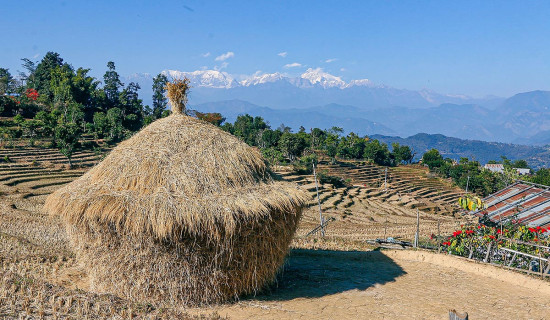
[165, 78, 191, 114]
[44, 78, 307, 306]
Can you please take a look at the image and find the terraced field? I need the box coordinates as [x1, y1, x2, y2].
[0, 148, 103, 214]
[277, 160, 472, 241]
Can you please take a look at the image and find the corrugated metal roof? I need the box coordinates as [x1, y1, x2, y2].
[474, 181, 550, 229]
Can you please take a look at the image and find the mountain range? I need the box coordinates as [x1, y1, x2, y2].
[126, 69, 550, 146]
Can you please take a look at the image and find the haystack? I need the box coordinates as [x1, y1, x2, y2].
[44, 79, 307, 305]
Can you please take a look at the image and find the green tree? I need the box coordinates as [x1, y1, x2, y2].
[337, 132, 365, 159]
[512, 159, 529, 169]
[391, 142, 414, 164]
[34, 111, 57, 139]
[310, 128, 325, 149]
[33, 52, 65, 104]
[422, 149, 445, 169]
[364, 139, 393, 166]
[119, 82, 144, 131]
[0, 68, 16, 95]
[103, 61, 123, 110]
[261, 129, 281, 148]
[278, 132, 306, 162]
[92, 112, 109, 139]
[152, 73, 168, 119]
[106, 107, 125, 142]
[233, 114, 268, 146]
[529, 168, 550, 186]
[54, 122, 82, 168]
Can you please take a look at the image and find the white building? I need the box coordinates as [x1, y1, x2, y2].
[484, 163, 504, 173]
[514, 168, 531, 175]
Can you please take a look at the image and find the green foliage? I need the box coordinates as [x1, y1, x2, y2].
[106, 107, 125, 143]
[278, 132, 307, 161]
[152, 73, 169, 119]
[528, 168, 550, 186]
[292, 153, 318, 174]
[422, 149, 444, 169]
[33, 52, 64, 104]
[262, 147, 286, 167]
[0, 68, 16, 95]
[318, 170, 346, 188]
[363, 139, 393, 166]
[103, 61, 123, 108]
[337, 132, 366, 159]
[54, 122, 82, 167]
[232, 114, 268, 146]
[391, 142, 414, 164]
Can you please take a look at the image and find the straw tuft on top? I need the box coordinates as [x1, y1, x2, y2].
[165, 78, 191, 114]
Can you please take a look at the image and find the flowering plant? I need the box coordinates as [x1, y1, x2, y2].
[441, 223, 549, 258]
[24, 88, 39, 102]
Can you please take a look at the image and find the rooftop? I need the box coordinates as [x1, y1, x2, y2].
[474, 180, 550, 230]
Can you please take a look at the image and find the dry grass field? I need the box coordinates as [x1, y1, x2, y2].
[1, 147, 549, 319]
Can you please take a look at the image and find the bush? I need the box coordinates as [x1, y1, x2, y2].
[292, 153, 317, 174]
[81, 140, 99, 150]
[317, 170, 347, 188]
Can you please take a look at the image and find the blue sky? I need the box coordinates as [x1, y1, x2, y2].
[2, 0, 549, 97]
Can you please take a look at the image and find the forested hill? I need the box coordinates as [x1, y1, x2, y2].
[371, 133, 550, 169]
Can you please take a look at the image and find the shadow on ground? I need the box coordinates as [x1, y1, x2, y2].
[250, 249, 406, 301]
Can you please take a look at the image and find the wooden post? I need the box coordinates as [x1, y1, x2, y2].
[508, 252, 517, 267]
[540, 251, 544, 279]
[414, 209, 420, 248]
[384, 217, 388, 240]
[384, 167, 388, 191]
[437, 219, 441, 253]
[484, 242, 492, 263]
[312, 161, 325, 237]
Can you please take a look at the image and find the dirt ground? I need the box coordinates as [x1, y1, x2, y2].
[197, 249, 550, 320]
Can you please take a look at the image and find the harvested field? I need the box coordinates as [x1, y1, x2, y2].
[276, 164, 473, 242]
[0, 147, 548, 319]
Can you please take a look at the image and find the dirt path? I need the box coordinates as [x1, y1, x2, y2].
[201, 249, 550, 320]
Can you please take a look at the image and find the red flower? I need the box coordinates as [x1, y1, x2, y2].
[488, 235, 496, 240]
[25, 88, 39, 101]
[497, 229, 502, 234]
[529, 227, 536, 233]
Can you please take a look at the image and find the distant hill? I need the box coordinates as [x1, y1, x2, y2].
[192, 100, 395, 136]
[371, 133, 550, 169]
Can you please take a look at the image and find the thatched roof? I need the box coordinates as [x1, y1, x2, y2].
[44, 114, 307, 241]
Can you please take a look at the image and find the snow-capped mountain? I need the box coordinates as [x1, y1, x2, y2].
[162, 70, 238, 89]
[296, 68, 347, 88]
[240, 72, 286, 86]
[129, 68, 503, 111]
[162, 68, 370, 89]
